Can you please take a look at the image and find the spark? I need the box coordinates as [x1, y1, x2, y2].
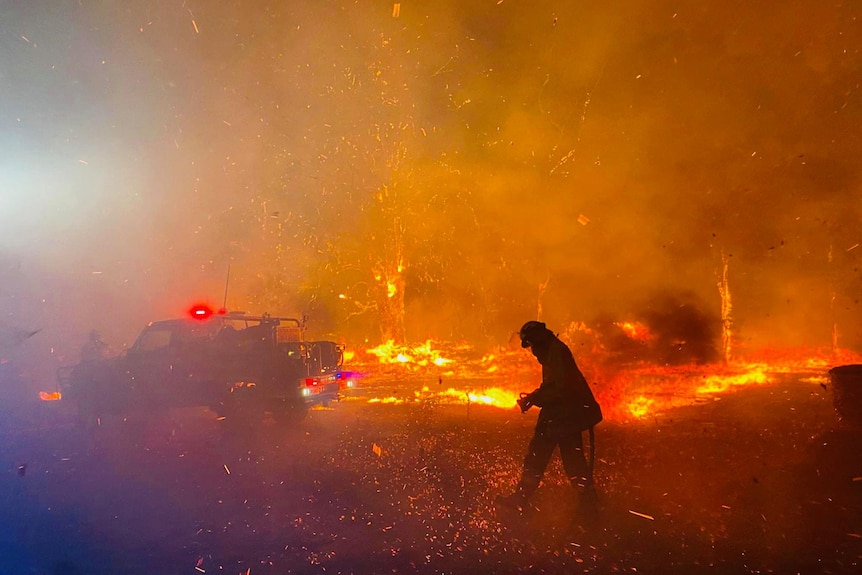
[184, 3, 199, 34]
[549, 63, 605, 175]
[628, 510, 655, 521]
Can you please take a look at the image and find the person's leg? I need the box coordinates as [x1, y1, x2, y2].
[559, 429, 598, 521]
[519, 428, 557, 496]
[498, 427, 556, 509]
[558, 429, 589, 489]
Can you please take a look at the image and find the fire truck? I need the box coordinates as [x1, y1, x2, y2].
[58, 306, 349, 428]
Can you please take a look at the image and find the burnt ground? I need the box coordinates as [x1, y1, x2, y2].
[1, 374, 860, 575]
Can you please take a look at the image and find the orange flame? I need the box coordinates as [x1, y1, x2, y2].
[366, 386, 519, 410]
[626, 395, 655, 419]
[358, 338, 857, 422]
[696, 367, 769, 395]
[441, 387, 519, 409]
[615, 321, 654, 342]
[39, 391, 62, 401]
[366, 340, 454, 369]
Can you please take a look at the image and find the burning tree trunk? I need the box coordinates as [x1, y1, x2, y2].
[829, 244, 839, 357]
[717, 251, 733, 364]
[373, 213, 406, 343]
[375, 268, 406, 343]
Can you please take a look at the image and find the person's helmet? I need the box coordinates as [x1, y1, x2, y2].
[518, 321, 548, 348]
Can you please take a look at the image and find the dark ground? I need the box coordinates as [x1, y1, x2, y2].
[1, 374, 860, 575]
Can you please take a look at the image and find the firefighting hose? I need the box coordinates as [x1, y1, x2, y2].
[586, 425, 596, 488]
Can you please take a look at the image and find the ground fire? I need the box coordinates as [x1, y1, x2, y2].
[355, 328, 859, 421]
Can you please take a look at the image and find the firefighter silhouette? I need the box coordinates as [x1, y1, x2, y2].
[80, 330, 108, 363]
[498, 321, 602, 519]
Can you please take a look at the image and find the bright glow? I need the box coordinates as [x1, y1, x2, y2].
[357, 340, 857, 421]
[463, 387, 519, 408]
[365, 386, 518, 410]
[189, 304, 214, 320]
[366, 340, 453, 369]
[615, 321, 654, 342]
[368, 396, 404, 404]
[696, 368, 769, 395]
[39, 391, 62, 401]
[626, 395, 654, 419]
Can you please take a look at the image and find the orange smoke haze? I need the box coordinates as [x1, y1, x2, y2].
[1, 1, 861, 384]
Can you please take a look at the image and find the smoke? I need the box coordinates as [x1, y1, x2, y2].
[1, 0, 861, 384]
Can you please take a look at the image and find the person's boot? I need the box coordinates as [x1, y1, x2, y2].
[495, 490, 528, 512]
[496, 477, 539, 513]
